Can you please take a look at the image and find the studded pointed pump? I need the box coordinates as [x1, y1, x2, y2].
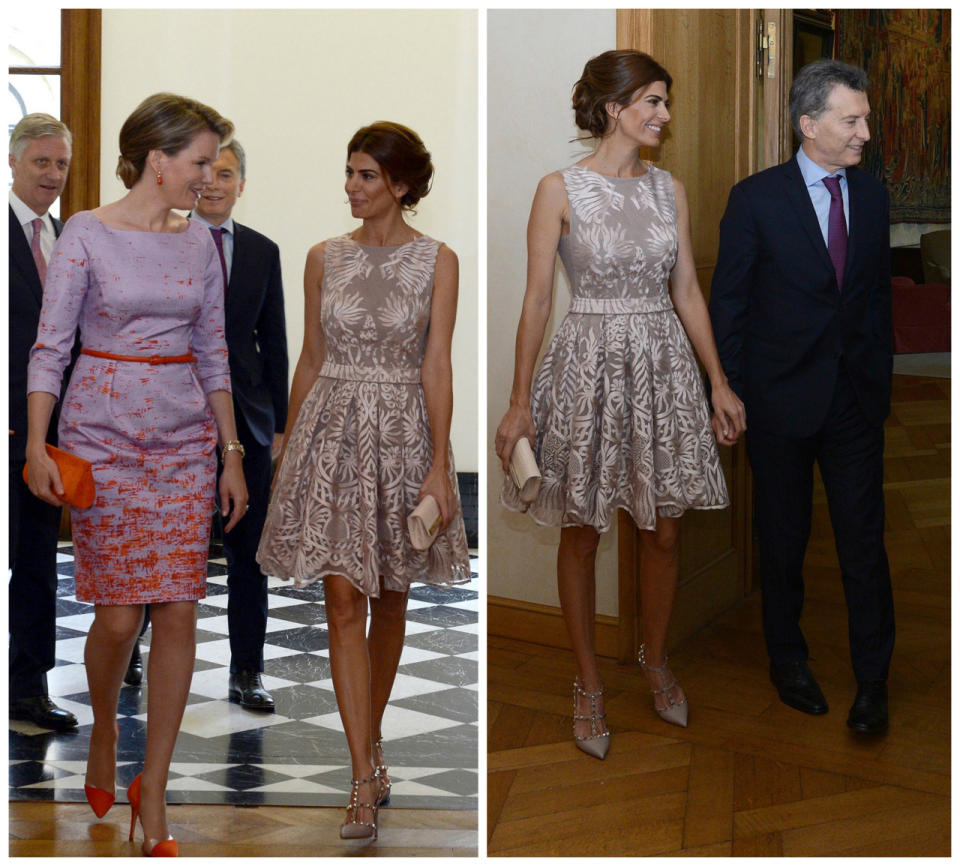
[638, 643, 688, 728]
[573, 679, 611, 759]
[374, 738, 391, 807]
[340, 772, 379, 840]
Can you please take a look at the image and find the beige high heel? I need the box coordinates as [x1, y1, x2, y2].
[638, 643, 688, 728]
[340, 773, 379, 840]
[373, 738, 391, 807]
[573, 679, 611, 759]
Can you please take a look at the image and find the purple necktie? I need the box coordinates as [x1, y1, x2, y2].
[209, 226, 228, 292]
[30, 218, 47, 286]
[823, 175, 847, 292]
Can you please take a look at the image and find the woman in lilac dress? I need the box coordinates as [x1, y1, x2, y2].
[26, 93, 248, 857]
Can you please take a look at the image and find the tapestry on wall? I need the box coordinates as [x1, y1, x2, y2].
[837, 9, 950, 223]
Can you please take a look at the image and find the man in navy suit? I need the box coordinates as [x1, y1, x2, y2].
[193, 140, 289, 710]
[709, 60, 894, 733]
[8, 113, 78, 730]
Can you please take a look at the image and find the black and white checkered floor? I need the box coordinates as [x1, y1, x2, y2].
[9, 544, 480, 811]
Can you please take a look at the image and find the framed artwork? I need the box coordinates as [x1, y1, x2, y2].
[838, 9, 951, 222]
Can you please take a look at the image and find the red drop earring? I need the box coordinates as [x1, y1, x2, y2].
[156, 171, 163, 186]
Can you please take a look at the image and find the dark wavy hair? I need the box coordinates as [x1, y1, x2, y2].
[572, 50, 672, 139]
[347, 121, 434, 211]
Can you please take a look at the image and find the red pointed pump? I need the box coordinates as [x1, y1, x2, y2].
[127, 773, 178, 857]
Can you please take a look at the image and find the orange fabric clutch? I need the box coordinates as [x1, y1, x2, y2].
[22, 444, 96, 509]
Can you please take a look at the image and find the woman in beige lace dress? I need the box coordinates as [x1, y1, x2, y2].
[257, 122, 470, 839]
[495, 51, 745, 758]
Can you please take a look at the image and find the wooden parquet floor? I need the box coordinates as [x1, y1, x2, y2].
[8, 803, 478, 856]
[488, 374, 950, 857]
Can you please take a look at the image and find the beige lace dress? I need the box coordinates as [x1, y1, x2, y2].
[257, 235, 471, 596]
[500, 164, 729, 532]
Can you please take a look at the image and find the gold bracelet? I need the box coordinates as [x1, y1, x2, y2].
[221, 439, 245, 461]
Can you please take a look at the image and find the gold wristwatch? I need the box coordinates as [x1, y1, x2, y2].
[221, 439, 245, 461]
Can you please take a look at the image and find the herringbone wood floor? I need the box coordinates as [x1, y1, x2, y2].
[9, 802, 478, 856]
[488, 374, 949, 857]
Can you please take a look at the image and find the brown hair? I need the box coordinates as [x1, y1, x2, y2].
[572, 50, 672, 139]
[347, 121, 434, 211]
[116, 93, 234, 189]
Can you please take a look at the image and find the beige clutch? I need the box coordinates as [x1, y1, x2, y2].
[510, 437, 541, 503]
[409, 495, 442, 550]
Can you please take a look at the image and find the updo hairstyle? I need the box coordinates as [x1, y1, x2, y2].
[572, 50, 672, 139]
[347, 121, 434, 211]
[116, 93, 234, 189]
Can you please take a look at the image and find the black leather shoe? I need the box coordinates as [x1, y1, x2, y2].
[847, 681, 888, 733]
[10, 696, 79, 731]
[124, 641, 143, 686]
[769, 661, 829, 715]
[229, 670, 275, 711]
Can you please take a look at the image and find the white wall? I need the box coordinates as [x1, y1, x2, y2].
[100, 9, 478, 470]
[487, 10, 620, 614]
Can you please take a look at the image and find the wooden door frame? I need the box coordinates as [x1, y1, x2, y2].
[60, 9, 101, 219]
[614, 8, 771, 663]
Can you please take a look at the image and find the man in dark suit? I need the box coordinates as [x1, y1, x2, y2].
[8, 113, 78, 730]
[709, 60, 894, 734]
[192, 140, 289, 710]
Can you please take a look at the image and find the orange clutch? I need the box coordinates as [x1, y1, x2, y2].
[22, 444, 96, 509]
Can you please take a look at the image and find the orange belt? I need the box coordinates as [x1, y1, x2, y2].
[81, 348, 197, 365]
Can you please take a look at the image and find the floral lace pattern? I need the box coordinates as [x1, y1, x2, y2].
[501, 165, 729, 531]
[257, 235, 471, 595]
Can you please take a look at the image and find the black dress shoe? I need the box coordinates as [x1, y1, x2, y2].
[769, 661, 829, 715]
[124, 641, 143, 686]
[229, 670, 275, 711]
[10, 696, 79, 731]
[847, 681, 888, 733]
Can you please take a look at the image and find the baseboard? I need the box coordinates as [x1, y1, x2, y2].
[487, 595, 621, 659]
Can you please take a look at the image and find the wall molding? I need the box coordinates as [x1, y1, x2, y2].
[488, 595, 622, 660]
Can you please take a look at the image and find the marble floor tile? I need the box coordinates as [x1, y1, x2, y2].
[10, 546, 480, 812]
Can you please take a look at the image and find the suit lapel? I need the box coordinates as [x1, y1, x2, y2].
[844, 167, 867, 281]
[781, 157, 834, 276]
[228, 222, 245, 299]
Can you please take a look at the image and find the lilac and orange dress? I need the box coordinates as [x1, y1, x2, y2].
[27, 211, 230, 605]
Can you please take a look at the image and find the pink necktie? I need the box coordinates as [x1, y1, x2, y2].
[823, 176, 847, 292]
[30, 218, 47, 286]
[209, 226, 228, 292]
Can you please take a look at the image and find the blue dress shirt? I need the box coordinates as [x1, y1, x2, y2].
[796, 146, 849, 246]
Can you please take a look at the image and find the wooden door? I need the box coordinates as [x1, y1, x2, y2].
[615, 9, 764, 661]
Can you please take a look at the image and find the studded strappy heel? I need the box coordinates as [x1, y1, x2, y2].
[373, 738, 391, 807]
[340, 773, 379, 840]
[573, 679, 611, 759]
[638, 643, 688, 728]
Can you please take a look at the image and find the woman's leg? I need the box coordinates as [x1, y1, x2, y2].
[137, 600, 197, 843]
[367, 588, 409, 742]
[638, 516, 685, 708]
[323, 575, 378, 818]
[557, 526, 607, 737]
[84, 604, 145, 794]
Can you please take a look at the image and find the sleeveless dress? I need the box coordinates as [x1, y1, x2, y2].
[256, 234, 471, 596]
[27, 212, 229, 604]
[500, 164, 729, 532]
